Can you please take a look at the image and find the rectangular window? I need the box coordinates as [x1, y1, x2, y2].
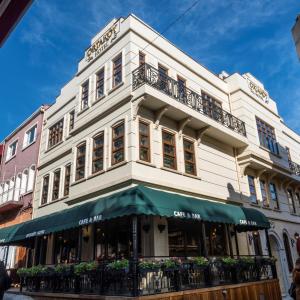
[48, 119, 64, 149]
[139, 121, 150, 162]
[183, 139, 196, 175]
[41, 175, 50, 205]
[52, 169, 61, 201]
[64, 164, 71, 197]
[162, 130, 176, 170]
[256, 118, 278, 155]
[112, 122, 125, 165]
[81, 81, 89, 110]
[248, 175, 257, 204]
[287, 189, 296, 214]
[260, 180, 269, 207]
[202, 92, 222, 118]
[6, 140, 18, 160]
[177, 76, 186, 99]
[139, 51, 145, 66]
[24, 125, 37, 148]
[113, 54, 122, 87]
[269, 183, 279, 209]
[92, 133, 104, 174]
[158, 64, 169, 92]
[96, 68, 105, 99]
[69, 110, 75, 132]
[76, 142, 86, 180]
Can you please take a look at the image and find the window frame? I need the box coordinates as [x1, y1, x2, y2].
[81, 80, 89, 110]
[283, 232, 293, 272]
[162, 129, 177, 170]
[23, 123, 38, 149]
[112, 53, 122, 88]
[52, 169, 61, 201]
[41, 174, 50, 205]
[69, 110, 75, 133]
[259, 179, 269, 207]
[256, 117, 278, 155]
[75, 142, 87, 181]
[287, 189, 296, 214]
[247, 175, 258, 204]
[96, 68, 105, 100]
[92, 132, 104, 174]
[48, 119, 64, 149]
[6, 139, 18, 161]
[183, 138, 196, 176]
[63, 164, 71, 197]
[139, 120, 151, 162]
[269, 182, 279, 209]
[111, 121, 125, 166]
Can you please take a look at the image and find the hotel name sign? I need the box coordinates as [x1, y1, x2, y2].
[247, 79, 269, 103]
[85, 20, 120, 63]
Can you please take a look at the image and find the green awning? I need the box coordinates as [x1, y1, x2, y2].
[0, 185, 270, 245]
[0, 223, 23, 244]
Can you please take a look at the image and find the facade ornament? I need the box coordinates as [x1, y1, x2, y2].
[178, 117, 191, 138]
[196, 126, 210, 146]
[240, 162, 251, 176]
[154, 106, 169, 129]
[132, 96, 146, 120]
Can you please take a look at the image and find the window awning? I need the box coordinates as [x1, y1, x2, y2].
[0, 185, 270, 245]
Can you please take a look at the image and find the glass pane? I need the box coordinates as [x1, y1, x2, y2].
[164, 144, 175, 156]
[113, 150, 124, 164]
[163, 156, 175, 169]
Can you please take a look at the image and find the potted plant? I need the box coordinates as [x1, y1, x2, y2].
[17, 267, 30, 278]
[74, 261, 97, 276]
[107, 259, 129, 273]
[138, 260, 161, 274]
[191, 256, 209, 270]
[161, 258, 180, 272]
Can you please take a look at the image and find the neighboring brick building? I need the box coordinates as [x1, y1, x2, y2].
[0, 105, 49, 270]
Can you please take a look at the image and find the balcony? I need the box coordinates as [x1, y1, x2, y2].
[289, 160, 300, 176]
[132, 64, 247, 138]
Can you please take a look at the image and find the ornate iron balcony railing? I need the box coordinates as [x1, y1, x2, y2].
[132, 63, 247, 137]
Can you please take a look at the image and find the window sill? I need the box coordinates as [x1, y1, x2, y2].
[108, 82, 124, 95]
[39, 196, 68, 208]
[5, 155, 16, 164]
[70, 177, 87, 186]
[273, 207, 281, 212]
[183, 172, 201, 181]
[92, 95, 106, 106]
[45, 140, 64, 153]
[136, 160, 156, 168]
[259, 146, 281, 158]
[161, 167, 181, 175]
[261, 206, 272, 210]
[87, 170, 105, 180]
[77, 106, 89, 116]
[22, 140, 36, 151]
[107, 161, 128, 171]
[250, 203, 260, 208]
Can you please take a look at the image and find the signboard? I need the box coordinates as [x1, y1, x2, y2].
[247, 79, 269, 103]
[85, 20, 120, 63]
[174, 211, 201, 220]
[79, 214, 102, 226]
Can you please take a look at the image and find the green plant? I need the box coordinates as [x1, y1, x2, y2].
[162, 259, 178, 269]
[239, 257, 255, 265]
[107, 259, 129, 271]
[138, 261, 160, 270]
[54, 264, 67, 274]
[74, 262, 97, 275]
[221, 257, 238, 266]
[17, 267, 30, 277]
[192, 256, 209, 267]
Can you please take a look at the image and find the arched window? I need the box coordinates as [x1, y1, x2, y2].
[21, 169, 28, 195]
[14, 174, 22, 201]
[8, 177, 15, 201]
[283, 232, 293, 272]
[27, 165, 36, 192]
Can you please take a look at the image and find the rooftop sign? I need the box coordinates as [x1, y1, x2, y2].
[85, 20, 120, 63]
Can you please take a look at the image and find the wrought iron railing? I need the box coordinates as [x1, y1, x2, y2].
[19, 256, 276, 296]
[132, 63, 247, 137]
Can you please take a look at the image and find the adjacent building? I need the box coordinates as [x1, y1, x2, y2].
[292, 14, 300, 59]
[0, 14, 299, 299]
[0, 105, 49, 271]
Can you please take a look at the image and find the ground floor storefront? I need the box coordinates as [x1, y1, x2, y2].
[0, 185, 279, 298]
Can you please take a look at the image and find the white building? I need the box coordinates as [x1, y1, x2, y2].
[1, 14, 299, 299]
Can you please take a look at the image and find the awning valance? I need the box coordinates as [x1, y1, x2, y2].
[0, 185, 270, 245]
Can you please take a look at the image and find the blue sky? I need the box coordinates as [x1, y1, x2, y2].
[0, 0, 299, 140]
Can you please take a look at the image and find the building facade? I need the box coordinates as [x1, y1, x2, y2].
[0, 105, 48, 270]
[0, 14, 298, 299]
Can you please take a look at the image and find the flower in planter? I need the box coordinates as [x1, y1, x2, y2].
[138, 260, 161, 271]
[17, 267, 30, 278]
[239, 257, 255, 265]
[74, 262, 97, 276]
[54, 264, 74, 275]
[221, 257, 238, 267]
[161, 258, 180, 270]
[107, 259, 129, 271]
[191, 256, 209, 268]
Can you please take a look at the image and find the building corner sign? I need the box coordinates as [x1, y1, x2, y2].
[85, 20, 120, 63]
[247, 79, 269, 103]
